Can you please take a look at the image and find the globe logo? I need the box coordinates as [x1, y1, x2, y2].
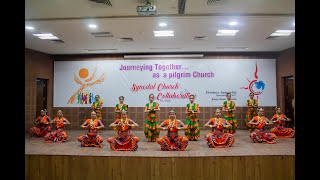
[249, 80, 265, 95]
[241, 63, 266, 96]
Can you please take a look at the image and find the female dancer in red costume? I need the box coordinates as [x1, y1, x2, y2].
[270, 106, 295, 138]
[157, 110, 189, 151]
[44, 110, 70, 142]
[30, 109, 52, 138]
[107, 110, 139, 151]
[249, 108, 276, 144]
[77, 111, 104, 147]
[204, 109, 235, 148]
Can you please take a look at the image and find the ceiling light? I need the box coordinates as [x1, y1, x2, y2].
[25, 26, 34, 30]
[216, 30, 239, 36]
[270, 30, 295, 36]
[88, 24, 97, 28]
[153, 30, 174, 37]
[229, 21, 238, 26]
[159, 23, 167, 27]
[33, 33, 59, 40]
[293, 22, 295, 26]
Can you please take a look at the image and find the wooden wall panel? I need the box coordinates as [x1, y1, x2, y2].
[25, 155, 295, 180]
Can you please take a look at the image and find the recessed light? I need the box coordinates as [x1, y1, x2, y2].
[293, 22, 295, 26]
[153, 30, 174, 37]
[216, 30, 239, 36]
[159, 23, 167, 27]
[88, 24, 97, 28]
[33, 33, 59, 40]
[270, 30, 295, 36]
[25, 26, 34, 30]
[229, 21, 238, 26]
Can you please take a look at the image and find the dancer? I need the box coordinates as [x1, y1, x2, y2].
[184, 94, 200, 141]
[204, 109, 235, 148]
[144, 94, 160, 142]
[157, 110, 188, 151]
[107, 110, 139, 151]
[77, 111, 104, 147]
[222, 92, 237, 133]
[30, 109, 52, 138]
[44, 110, 70, 143]
[114, 96, 128, 133]
[270, 106, 295, 138]
[245, 92, 258, 132]
[91, 95, 103, 120]
[249, 107, 276, 144]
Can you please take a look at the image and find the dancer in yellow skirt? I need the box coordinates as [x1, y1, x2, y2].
[245, 92, 258, 132]
[144, 94, 160, 142]
[113, 96, 128, 133]
[184, 94, 201, 141]
[91, 95, 103, 120]
[222, 92, 237, 134]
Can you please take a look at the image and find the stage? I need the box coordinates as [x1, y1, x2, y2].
[25, 129, 294, 157]
[25, 130, 295, 180]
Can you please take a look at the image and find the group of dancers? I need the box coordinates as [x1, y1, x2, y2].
[30, 92, 295, 151]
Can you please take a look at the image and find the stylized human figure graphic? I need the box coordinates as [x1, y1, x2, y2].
[67, 67, 104, 104]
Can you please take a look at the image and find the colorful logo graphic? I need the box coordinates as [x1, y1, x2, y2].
[76, 91, 95, 104]
[241, 62, 265, 97]
[67, 67, 104, 104]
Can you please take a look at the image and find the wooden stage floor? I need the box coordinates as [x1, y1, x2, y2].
[25, 129, 295, 157]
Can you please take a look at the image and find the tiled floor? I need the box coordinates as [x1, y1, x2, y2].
[25, 130, 295, 157]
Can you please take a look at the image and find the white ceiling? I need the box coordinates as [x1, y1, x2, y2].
[25, 0, 295, 55]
